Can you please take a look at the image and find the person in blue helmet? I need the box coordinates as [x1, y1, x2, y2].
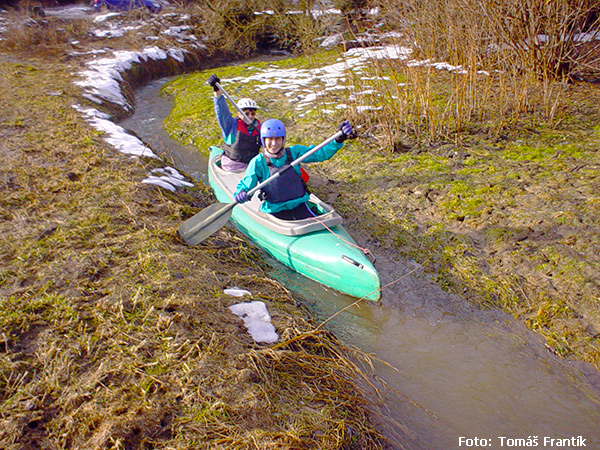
[233, 119, 355, 220]
[207, 74, 261, 171]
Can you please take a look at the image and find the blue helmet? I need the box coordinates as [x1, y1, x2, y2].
[260, 118, 286, 147]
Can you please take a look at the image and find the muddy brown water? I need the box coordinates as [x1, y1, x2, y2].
[122, 78, 600, 450]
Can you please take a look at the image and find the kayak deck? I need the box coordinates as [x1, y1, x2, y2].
[209, 153, 343, 236]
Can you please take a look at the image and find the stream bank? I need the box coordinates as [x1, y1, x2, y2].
[0, 6, 392, 449]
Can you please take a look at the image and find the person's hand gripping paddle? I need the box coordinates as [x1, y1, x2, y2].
[177, 130, 344, 245]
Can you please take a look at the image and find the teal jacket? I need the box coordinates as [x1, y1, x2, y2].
[234, 139, 344, 214]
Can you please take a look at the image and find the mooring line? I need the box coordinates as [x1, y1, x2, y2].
[316, 266, 420, 331]
[269, 267, 420, 351]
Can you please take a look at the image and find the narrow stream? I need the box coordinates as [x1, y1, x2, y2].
[122, 78, 600, 450]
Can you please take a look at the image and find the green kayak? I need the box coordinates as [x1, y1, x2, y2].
[208, 146, 380, 301]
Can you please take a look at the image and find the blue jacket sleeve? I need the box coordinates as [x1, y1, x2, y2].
[214, 95, 238, 145]
[288, 139, 344, 163]
[234, 155, 269, 195]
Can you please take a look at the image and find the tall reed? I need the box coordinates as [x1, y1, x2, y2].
[341, 0, 600, 147]
[191, 0, 329, 55]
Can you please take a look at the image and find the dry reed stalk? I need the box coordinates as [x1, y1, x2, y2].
[244, 327, 390, 449]
[363, 0, 600, 145]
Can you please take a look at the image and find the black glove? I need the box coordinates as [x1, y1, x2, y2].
[207, 74, 220, 92]
[336, 120, 354, 143]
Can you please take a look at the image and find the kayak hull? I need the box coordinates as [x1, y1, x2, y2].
[208, 146, 380, 301]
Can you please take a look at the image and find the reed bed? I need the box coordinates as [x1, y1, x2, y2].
[330, 0, 600, 146]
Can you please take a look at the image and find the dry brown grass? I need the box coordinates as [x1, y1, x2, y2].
[0, 8, 94, 56]
[0, 7, 391, 448]
[188, 0, 332, 56]
[378, 0, 600, 79]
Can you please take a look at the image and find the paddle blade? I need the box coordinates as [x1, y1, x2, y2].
[178, 202, 237, 246]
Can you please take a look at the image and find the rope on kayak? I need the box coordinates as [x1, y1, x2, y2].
[310, 214, 372, 257]
[269, 267, 421, 352]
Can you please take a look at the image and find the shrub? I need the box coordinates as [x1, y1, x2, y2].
[191, 0, 328, 55]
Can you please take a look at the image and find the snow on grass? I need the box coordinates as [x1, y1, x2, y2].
[229, 301, 279, 344]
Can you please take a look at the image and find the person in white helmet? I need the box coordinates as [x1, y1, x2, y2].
[208, 74, 261, 171]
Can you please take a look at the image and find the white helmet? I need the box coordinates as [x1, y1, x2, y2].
[237, 98, 259, 110]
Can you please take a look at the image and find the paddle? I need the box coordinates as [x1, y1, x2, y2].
[215, 81, 253, 125]
[178, 130, 344, 245]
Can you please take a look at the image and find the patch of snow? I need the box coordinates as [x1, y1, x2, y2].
[142, 177, 177, 191]
[310, 8, 341, 18]
[94, 12, 121, 23]
[356, 105, 383, 112]
[142, 167, 194, 191]
[225, 287, 253, 297]
[573, 31, 600, 42]
[73, 104, 157, 158]
[380, 31, 403, 40]
[74, 46, 185, 110]
[44, 5, 94, 19]
[92, 23, 144, 39]
[320, 34, 343, 47]
[229, 301, 279, 344]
